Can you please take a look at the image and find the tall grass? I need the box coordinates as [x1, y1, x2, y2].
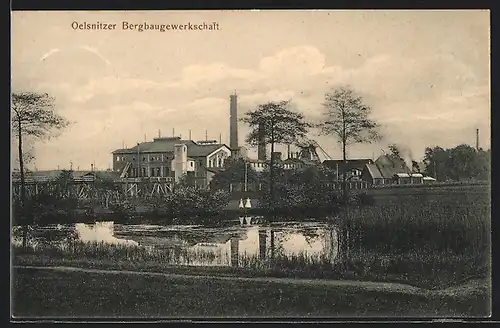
[348, 203, 490, 255]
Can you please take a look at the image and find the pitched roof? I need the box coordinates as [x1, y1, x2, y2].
[323, 159, 374, 171]
[188, 143, 228, 157]
[365, 164, 383, 179]
[112, 137, 229, 157]
[374, 155, 411, 178]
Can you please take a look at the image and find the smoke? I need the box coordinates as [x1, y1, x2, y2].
[391, 143, 414, 171]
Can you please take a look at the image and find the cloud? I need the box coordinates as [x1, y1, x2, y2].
[14, 45, 489, 169]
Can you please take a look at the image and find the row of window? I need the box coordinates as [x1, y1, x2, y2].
[116, 155, 170, 162]
[208, 158, 225, 168]
[128, 167, 171, 178]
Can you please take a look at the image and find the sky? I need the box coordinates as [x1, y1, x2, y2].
[11, 10, 490, 171]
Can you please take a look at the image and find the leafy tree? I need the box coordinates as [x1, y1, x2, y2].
[240, 100, 310, 214]
[388, 144, 405, 163]
[423, 146, 450, 181]
[423, 145, 490, 182]
[411, 161, 421, 173]
[209, 157, 260, 191]
[448, 144, 481, 181]
[318, 86, 381, 265]
[474, 149, 491, 181]
[11, 92, 69, 247]
[318, 86, 381, 202]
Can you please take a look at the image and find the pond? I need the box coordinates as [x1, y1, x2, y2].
[12, 218, 340, 267]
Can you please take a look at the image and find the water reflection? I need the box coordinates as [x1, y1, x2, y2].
[12, 219, 339, 268]
[75, 222, 138, 246]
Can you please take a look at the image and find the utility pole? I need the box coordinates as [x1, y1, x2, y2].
[244, 159, 248, 192]
[137, 142, 140, 178]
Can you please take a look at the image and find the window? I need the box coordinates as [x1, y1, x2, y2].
[142, 157, 146, 162]
[190, 162, 194, 168]
[132, 157, 136, 161]
[157, 168, 161, 176]
[116, 156, 120, 162]
[151, 168, 155, 177]
[142, 168, 147, 176]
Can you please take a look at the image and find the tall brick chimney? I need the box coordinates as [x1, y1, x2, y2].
[229, 93, 238, 153]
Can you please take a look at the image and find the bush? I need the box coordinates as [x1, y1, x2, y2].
[143, 186, 231, 218]
[350, 191, 374, 206]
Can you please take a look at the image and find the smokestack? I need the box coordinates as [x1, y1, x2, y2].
[287, 144, 291, 159]
[229, 93, 238, 151]
[172, 128, 175, 137]
[189, 130, 192, 140]
[476, 128, 480, 150]
[205, 130, 208, 141]
[258, 123, 266, 160]
[158, 130, 161, 138]
[219, 133, 222, 144]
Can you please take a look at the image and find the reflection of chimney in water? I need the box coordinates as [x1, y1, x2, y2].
[230, 237, 239, 267]
[323, 228, 337, 262]
[259, 229, 267, 260]
[270, 229, 275, 259]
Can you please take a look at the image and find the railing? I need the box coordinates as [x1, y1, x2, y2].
[120, 162, 132, 179]
[121, 177, 174, 183]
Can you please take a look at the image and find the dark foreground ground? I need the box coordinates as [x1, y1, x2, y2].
[12, 266, 490, 319]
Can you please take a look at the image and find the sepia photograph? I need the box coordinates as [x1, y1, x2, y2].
[11, 10, 491, 319]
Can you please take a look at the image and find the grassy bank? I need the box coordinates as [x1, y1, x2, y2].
[12, 239, 489, 290]
[12, 267, 489, 318]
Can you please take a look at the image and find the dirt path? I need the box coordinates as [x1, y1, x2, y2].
[13, 265, 487, 298]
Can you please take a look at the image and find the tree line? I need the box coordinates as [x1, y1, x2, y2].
[423, 144, 490, 182]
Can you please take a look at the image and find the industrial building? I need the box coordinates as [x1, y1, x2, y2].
[112, 138, 232, 188]
[323, 159, 374, 180]
[111, 92, 244, 188]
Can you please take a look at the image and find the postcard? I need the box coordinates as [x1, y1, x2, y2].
[11, 10, 491, 320]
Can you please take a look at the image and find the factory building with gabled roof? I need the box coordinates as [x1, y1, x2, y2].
[112, 136, 231, 187]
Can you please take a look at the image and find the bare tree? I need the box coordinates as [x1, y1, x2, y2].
[11, 91, 69, 247]
[318, 86, 381, 263]
[241, 100, 310, 215]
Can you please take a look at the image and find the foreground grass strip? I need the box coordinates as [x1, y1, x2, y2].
[14, 265, 489, 298]
[13, 254, 488, 290]
[12, 266, 489, 318]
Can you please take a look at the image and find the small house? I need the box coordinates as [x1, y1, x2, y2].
[362, 155, 424, 186]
